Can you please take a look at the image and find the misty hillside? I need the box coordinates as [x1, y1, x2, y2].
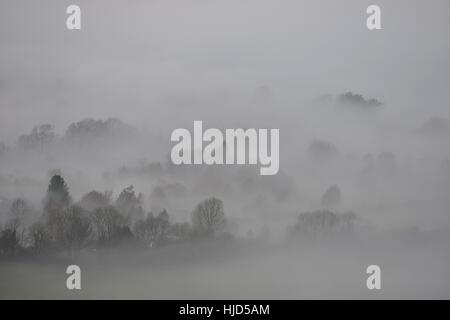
[1, 0, 450, 299]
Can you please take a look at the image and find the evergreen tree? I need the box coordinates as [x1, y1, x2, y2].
[43, 175, 71, 215]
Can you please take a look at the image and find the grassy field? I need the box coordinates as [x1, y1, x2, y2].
[1, 239, 450, 299]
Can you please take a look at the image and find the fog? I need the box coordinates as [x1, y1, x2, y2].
[1, 0, 450, 299]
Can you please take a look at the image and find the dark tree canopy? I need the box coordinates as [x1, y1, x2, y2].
[116, 185, 144, 223]
[48, 205, 91, 253]
[78, 190, 111, 212]
[43, 175, 71, 215]
[0, 228, 20, 256]
[64, 117, 135, 146]
[9, 198, 29, 227]
[91, 205, 130, 246]
[336, 92, 383, 109]
[133, 210, 171, 246]
[28, 221, 50, 253]
[293, 210, 358, 238]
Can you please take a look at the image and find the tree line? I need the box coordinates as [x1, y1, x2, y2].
[0, 175, 228, 257]
[0, 175, 360, 258]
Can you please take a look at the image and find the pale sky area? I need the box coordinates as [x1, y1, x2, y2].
[1, 0, 449, 141]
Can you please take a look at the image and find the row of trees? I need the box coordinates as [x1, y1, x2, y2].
[289, 210, 359, 241]
[0, 175, 361, 257]
[0, 118, 135, 154]
[0, 175, 227, 257]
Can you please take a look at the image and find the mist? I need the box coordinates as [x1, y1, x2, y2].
[1, 0, 450, 299]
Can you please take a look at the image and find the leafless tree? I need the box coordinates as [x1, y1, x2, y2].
[169, 222, 192, 241]
[191, 197, 226, 237]
[133, 210, 170, 247]
[293, 210, 359, 239]
[7, 198, 30, 246]
[28, 221, 50, 253]
[48, 205, 92, 254]
[0, 228, 19, 257]
[91, 206, 127, 246]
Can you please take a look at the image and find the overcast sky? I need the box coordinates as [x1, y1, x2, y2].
[1, 0, 450, 142]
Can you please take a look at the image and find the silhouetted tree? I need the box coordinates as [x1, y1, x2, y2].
[191, 197, 226, 237]
[0, 198, 30, 256]
[336, 92, 382, 108]
[169, 222, 192, 241]
[43, 175, 71, 216]
[116, 185, 144, 225]
[8, 198, 30, 246]
[0, 228, 19, 257]
[78, 190, 112, 212]
[64, 118, 134, 146]
[133, 210, 170, 247]
[28, 221, 50, 253]
[48, 205, 91, 254]
[91, 206, 128, 246]
[293, 210, 359, 239]
[295, 210, 339, 236]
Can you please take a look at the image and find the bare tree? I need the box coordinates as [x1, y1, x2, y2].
[339, 211, 358, 232]
[6, 198, 30, 247]
[28, 221, 50, 253]
[48, 205, 92, 254]
[169, 222, 192, 241]
[294, 210, 339, 237]
[9, 198, 28, 225]
[191, 197, 226, 237]
[293, 210, 359, 239]
[0, 198, 30, 256]
[0, 228, 19, 257]
[133, 210, 170, 247]
[91, 206, 127, 246]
